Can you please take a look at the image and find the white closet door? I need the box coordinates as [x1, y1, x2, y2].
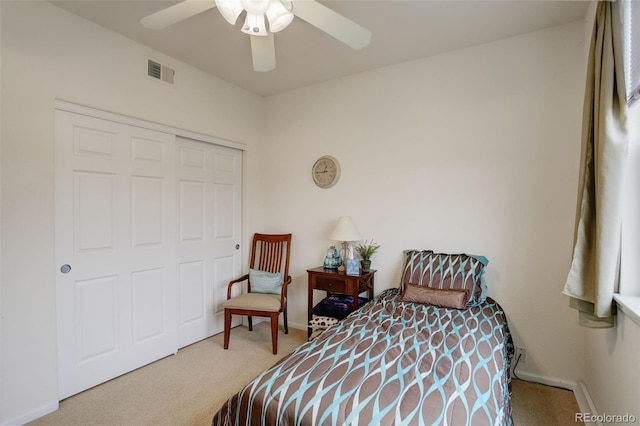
[55, 109, 244, 399]
[176, 137, 242, 348]
[55, 110, 178, 399]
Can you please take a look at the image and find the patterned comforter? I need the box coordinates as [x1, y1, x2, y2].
[212, 289, 514, 426]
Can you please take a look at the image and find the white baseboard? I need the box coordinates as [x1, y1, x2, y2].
[243, 317, 307, 332]
[2, 401, 59, 426]
[288, 321, 307, 331]
[513, 370, 577, 390]
[573, 381, 602, 426]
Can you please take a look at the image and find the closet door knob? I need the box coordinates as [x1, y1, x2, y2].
[60, 264, 72, 274]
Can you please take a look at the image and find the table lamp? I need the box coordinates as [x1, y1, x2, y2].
[329, 216, 362, 271]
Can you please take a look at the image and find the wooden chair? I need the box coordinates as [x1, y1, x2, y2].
[223, 233, 292, 355]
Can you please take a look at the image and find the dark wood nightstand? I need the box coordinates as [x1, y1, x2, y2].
[307, 267, 376, 336]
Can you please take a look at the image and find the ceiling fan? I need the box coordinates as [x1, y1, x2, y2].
[140, 0, 372, 72]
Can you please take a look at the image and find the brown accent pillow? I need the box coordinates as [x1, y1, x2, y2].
[400, 283, 470, 309]
[399, 250, 487, 306]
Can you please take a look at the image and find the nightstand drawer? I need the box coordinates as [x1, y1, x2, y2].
[314, 277, 347, 293]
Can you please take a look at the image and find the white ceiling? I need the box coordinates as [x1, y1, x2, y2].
[50, 0, 590, 97]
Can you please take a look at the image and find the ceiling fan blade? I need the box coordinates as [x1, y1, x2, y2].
[140, 0, 216, 30]
[291, 0, 371, 50]
[250, 34, 276, 72]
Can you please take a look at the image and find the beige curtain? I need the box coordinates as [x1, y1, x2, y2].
[562, 1, 628, 328]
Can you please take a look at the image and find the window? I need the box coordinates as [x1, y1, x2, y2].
[618, 0, 640, 324]
[625, 0, 640, 106]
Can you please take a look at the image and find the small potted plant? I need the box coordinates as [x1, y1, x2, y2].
[355, 239, 380, 273]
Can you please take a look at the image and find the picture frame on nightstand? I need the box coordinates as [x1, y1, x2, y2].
[345, 259, 360, 276]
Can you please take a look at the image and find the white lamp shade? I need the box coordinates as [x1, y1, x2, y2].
[266, 0, 294, 33]
[215, 0, 243, 25]
[329, 216, 362, 242]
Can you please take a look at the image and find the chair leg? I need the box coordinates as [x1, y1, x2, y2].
[224, 309, 231, 350]
[283, 307, 289, 334]
[270, 313, 278, 355]
[248, 316, 253, 331]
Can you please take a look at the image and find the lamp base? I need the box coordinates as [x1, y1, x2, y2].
[338, 241, 351, 267]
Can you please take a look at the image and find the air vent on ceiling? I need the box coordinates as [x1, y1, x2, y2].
[147, 59, 175, 85]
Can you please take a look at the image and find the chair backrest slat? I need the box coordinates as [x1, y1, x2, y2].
[250, 233, 291, 278]
[259, 241, 281, 273]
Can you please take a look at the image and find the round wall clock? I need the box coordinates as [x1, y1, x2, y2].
[312, 155, 341, 188]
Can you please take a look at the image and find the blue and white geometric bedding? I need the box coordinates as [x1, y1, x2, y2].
[212, 289, 514, 426]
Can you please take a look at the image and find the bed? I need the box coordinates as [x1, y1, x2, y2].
[212, 250, 514, 426]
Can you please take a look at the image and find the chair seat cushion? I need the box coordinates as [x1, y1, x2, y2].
[223, 293, 283, 312]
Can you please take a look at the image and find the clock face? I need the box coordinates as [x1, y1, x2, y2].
[312, 156, 340, 188]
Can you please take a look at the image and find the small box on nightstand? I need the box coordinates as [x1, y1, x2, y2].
[345, 259, 360, 276]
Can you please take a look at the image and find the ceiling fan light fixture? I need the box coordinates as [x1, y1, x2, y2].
[140, 0, 373, 73]
[242, 12, 268, 36]
[240, 0, 271, 15]
[266, 0, 294, 33]
[214, 0, 243, 25]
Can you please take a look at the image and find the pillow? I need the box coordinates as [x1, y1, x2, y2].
[401, 283, 469, 309]
[308, 315, 341, 341]
[399, 250, 488, 306]
[310, 294, 368, 320]
[308, 315, 340, 331]
[249, 268, 282, 295]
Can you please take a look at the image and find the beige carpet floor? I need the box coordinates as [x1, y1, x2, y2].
[511, 378, 583, 425]
[31, 324, 307, 426]
[30, 324, 582, 425]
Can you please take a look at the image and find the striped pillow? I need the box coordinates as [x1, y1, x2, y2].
[399, 250, 488, 307]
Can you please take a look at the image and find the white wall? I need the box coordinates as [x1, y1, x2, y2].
[0, 2, 265, 423]
[264, 21, 588, 384]
[583, 314, 640, 423]
[622, 106, 640, 297]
